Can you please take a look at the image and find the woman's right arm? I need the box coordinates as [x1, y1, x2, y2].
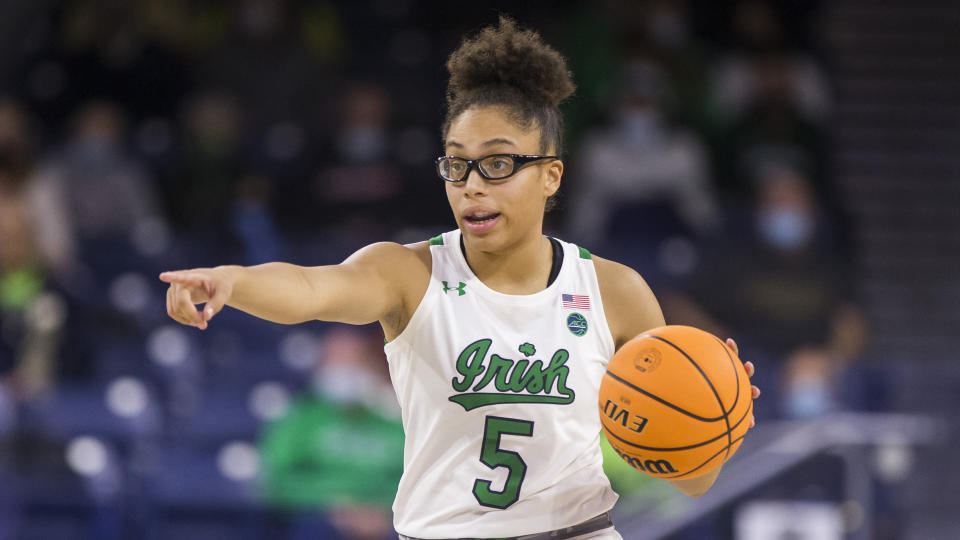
[160, 241, 429, 330]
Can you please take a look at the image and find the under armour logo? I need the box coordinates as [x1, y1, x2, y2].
[442, 281, 466, 296]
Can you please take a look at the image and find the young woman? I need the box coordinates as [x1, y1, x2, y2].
[161, 18, 758, 540]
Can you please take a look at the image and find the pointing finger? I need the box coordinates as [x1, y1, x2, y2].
[159, 271, 207, 288]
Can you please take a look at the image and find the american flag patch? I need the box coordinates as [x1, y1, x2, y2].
[562, 293, 591, 310]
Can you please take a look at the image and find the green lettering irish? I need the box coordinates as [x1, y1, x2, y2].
[519, 360, 545, 393]
[542, 349, 575, 401]
[448, 340, 577, 411]
[473, 353, 512, 391]
[497, 359, 529, 392]
[452, 339, 491, 392]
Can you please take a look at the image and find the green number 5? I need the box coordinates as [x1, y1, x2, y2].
[473, 415, 534, 509]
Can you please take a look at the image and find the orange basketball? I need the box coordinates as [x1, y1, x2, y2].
[598, 325, 753, 480]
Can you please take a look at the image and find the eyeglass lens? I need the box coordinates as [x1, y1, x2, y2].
[438, 155, 517, 181]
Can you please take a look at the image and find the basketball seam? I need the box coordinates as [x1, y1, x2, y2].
[602, 371, 726, 422]
[711, 334, 745, 462]
[638, 334, 734, 461]
[660, 401, 752, 480]
[601, 393, 753, 452]
[662, 430, 748, 480]
[663, 403, 753, 480]
[711, 335, 741, 416]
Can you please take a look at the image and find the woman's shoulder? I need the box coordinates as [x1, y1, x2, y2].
[591, 255, 666, 350]
[342, 240, 433, 301]
[591, 256, 655, 308]
[350, 240, 432, 273]
[591, 255, 644, 289]
[403, 240, 433, 272]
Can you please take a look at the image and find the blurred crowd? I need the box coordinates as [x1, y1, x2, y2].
[0, 1, 896, 539]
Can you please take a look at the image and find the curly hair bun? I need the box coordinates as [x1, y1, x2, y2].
[446, 16, 575, 108]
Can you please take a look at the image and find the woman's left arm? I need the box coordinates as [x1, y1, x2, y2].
[594, 257, 759, 498]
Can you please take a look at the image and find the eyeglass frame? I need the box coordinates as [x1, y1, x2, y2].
[435, 153, 560, 183]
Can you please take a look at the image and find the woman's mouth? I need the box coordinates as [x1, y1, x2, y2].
[463, 211, 501, 233]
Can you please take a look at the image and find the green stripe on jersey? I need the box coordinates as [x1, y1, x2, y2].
[429, 235, 444, 246]
[578, 246, 592, 259]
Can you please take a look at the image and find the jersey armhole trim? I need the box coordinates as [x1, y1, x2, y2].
[578, 246, 592, 260]
[583, 255, 617, 360]
[429, 235, 444, 246]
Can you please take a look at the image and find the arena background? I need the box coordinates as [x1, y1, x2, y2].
[0, 1, 957, 539]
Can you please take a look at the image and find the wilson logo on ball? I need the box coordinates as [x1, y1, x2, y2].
[611, 447, 678, 475]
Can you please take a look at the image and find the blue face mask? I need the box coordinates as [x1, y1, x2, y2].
[758, 209, 814, 250]
[784, 381, 832, 419]
[619, 110, 662, 147]
[337, 127, 386, 163]
[73, 138, 114, 168]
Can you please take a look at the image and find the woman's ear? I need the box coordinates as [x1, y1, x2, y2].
[543, 159, 563, 198]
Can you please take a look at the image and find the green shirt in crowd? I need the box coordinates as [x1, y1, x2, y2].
[260, 394, 405, 510]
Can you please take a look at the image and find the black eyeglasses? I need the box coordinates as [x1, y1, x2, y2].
[435, 154, 559, 182]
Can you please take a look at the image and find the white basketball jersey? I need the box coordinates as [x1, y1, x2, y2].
[384, 229, 619, 538]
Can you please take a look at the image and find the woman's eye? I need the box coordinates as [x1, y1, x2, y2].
[491, 159, 509, 170]
[451, 162, 465, 172]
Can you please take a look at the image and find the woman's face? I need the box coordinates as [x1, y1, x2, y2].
[443, 106, 562, 252]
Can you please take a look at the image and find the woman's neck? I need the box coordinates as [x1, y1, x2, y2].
[462, 231, 554, 295]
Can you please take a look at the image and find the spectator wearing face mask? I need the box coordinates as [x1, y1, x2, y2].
[259, 327, 403, 540]
[162, 91, 246, 232]
[567, 59, 719, 251]
[311, 83, 405, 239]
[637, 0, 717, 135]
[34, 100, 164, 255]
[780, 347, 837, 420]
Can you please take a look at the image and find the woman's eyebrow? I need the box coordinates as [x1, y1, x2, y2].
[445, 138, 517, 150]
[481, 137, 516, 148]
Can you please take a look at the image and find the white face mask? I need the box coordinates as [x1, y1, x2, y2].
[757, 208, 814, 250]
[618, 110, 662, 147]
[312, 364, 377, 406]
[337, 127, 387, 163]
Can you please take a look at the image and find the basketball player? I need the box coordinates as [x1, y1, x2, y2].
[161, 17, 759, 540]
